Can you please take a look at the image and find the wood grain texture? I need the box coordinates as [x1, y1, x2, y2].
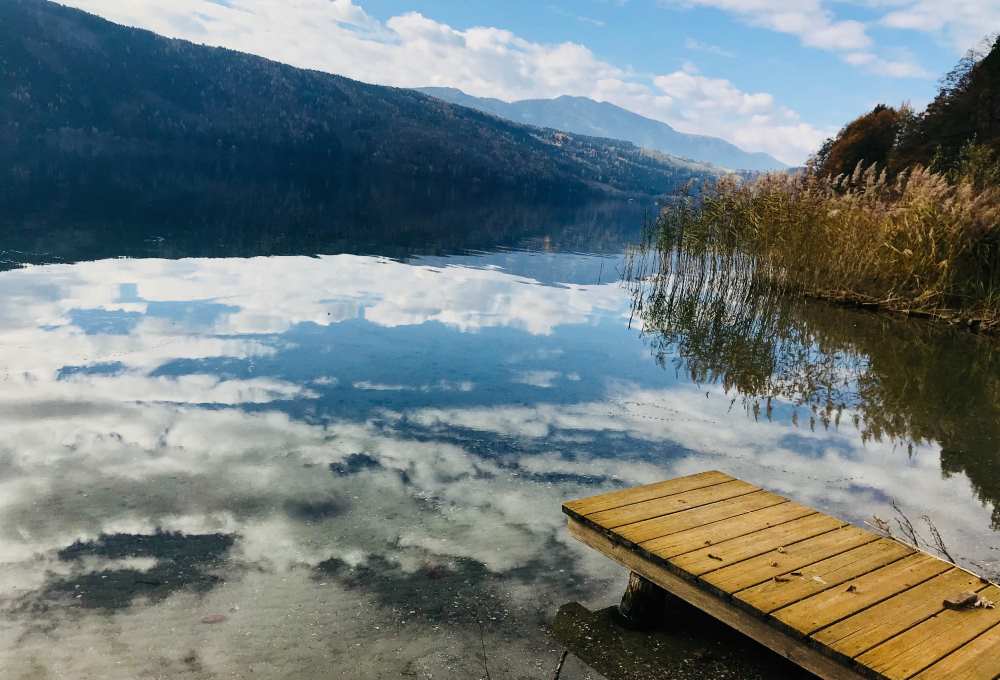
[856, 584, 1000, 680]
[704, 525, 879, 595]
[771, 553, 951, 635]
[562, 470, 732, 517]
[639, 501, 816, 558]
[911, 623, 1000, 680]
[567, 517, 867, 680]
[667, 513, 846, 577]
[615, 490, 788, 544]
[813, 568, 987, 660]
[563, 473, 996, 680]
[736, 538, 914, 615]
[586, 479, 759, 529]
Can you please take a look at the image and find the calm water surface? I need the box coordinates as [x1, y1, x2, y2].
[1, 223, 998, 678]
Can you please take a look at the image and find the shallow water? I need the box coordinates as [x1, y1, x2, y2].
[1, 227, 998, 678]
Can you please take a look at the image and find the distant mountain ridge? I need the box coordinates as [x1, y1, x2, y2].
[418, 87, 787, 172]
[0, 0, 723, 229]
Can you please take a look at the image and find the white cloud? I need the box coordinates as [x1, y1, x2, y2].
[663, 0, 930, 78]
[61, 0, 825, 164]
[684, 37, 736, 58]
[877, 0, 1000, 53]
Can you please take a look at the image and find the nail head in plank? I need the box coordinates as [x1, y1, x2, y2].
[772, 553, 951, 636]
[737, 538, 914, 615]
[704, 525, 879, 595]
[563, 470, 733, 517]
[586, 479, 759, 530]
[616, 490, 789, 545]
[813, 567, 987, 660]
[856, 584, 1000, 680]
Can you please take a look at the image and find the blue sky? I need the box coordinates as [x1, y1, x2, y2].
[64, 0, 1000, 164]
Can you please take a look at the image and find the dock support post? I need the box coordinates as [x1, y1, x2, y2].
[618, 571, 667, 628]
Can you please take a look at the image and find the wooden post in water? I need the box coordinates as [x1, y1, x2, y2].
[618, 571, 666, 628]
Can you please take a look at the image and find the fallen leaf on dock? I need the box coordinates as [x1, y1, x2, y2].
[790, 571, 803, 577]
[846, 584, 858, 593]
[708, 553, 724, 561]
[769, 560, 779, 567]
[773, 575, 791, 583]
[943, 592, 995, 610]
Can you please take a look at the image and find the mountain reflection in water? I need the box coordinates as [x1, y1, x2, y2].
[0, 217, 997, 679]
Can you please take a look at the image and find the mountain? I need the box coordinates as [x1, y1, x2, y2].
[0, 0, 721, 229]
[418, 87, 788, 172]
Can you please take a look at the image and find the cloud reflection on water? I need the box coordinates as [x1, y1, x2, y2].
[0, 250, 996, 678]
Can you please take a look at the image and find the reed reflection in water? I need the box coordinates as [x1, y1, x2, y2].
[626, 241, 1000, 560]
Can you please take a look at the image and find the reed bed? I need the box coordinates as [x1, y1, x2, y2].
[651, 164, 1000, 331]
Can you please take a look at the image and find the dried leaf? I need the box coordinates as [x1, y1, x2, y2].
[773, 575, 791, 583]
[944, 592, 995, 610]
[790, 571, 803, 577]
[846, 584, 858, 593]
[708, 553, 724, 562]
[769, 560, 779, 568]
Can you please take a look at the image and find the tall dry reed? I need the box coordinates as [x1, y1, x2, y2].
[655, 163, 1000, 330]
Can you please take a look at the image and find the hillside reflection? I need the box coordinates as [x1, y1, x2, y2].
[628, 245, 1000, 528]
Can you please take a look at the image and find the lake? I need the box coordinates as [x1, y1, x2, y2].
[1, 205, 997, 679]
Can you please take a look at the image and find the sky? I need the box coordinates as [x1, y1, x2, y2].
[60, 0, 1000, 165]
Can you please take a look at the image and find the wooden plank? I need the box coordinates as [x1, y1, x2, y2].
[704, 525, 879, 595]
[616, 490, 789, 544]
[563, 470, 733, 516]
[856, 584, 1000, 680]
[641, 502, 817, 558]
[772, 553, 951, 636]
[566, 516, 866, 680]
[911, 623, 1000, 680]
[585, 479, 759, 530]
[737, 538, 914, 614]
[667, 513, 846, 576]
[813, 568, 987, 660]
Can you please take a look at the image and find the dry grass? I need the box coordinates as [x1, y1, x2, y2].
[656, 163, 1000, 331]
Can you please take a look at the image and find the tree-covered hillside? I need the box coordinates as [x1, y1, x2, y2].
[0, 0, 717, 223]
[812, 36, 1000, 181]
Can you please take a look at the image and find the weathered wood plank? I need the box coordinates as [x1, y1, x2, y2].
[615, 490, 789, 544]
[586, 479, 759, 529]
[856, 584, 1000, 680]
[641, 501, 817, 558]
[563, 470, 733, 517]
[704, 525, 879, 595]
[813, 568, 987, 660]
[667, 513, 846, 576]
[566, 516, 867, 680]
[736, 538, 913, 614]
[563, 473, 997, 680]
[772, 553, 951, 635]
[911, 623, 1000, 680]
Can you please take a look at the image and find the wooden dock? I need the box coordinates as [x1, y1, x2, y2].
[563, 470, 1000, 680]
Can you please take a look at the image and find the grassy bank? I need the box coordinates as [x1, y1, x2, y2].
[654, 163, 1000, 330]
